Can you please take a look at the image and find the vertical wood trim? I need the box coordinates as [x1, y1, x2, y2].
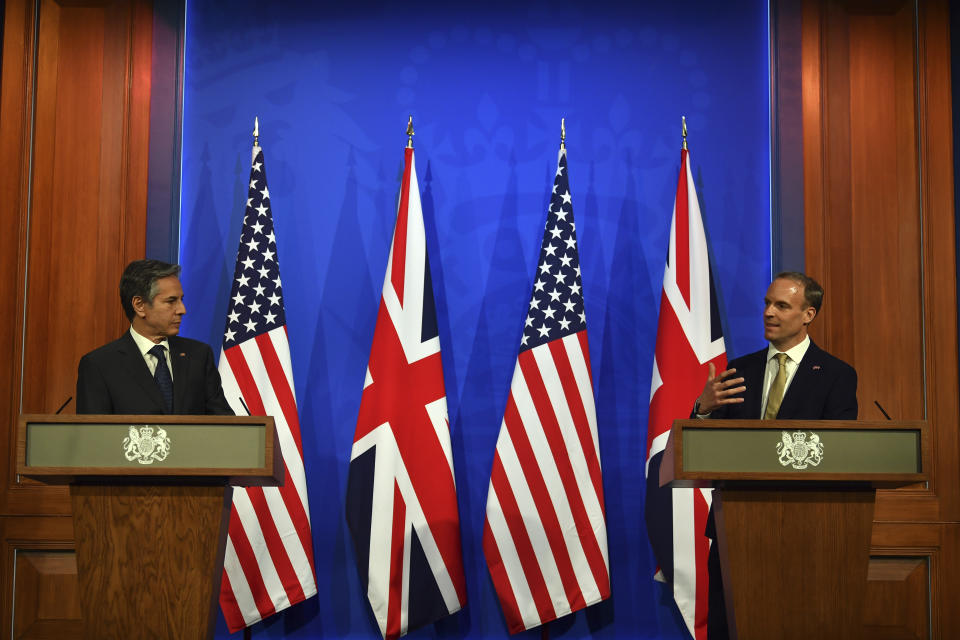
[917, 0, 960, 519]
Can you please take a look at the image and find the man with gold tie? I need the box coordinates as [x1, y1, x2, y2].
[693, 271, 858, 639]
[695, 271, 858, 421]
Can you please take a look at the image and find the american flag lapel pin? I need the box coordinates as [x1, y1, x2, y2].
[812, 365, 821, 370]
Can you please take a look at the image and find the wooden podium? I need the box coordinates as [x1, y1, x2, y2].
[16, 414, 282, 640]
[660, 420, 926, 640]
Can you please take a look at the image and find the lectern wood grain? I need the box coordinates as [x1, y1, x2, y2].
[70, 484, 232, 640]
[714, 488, 875, 640]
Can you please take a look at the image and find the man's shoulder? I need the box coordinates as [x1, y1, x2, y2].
[803, 341, 856, 375]
[168, 335, 215, 354]
[727, 347, 768, 370]
[79, 334, 133, 363]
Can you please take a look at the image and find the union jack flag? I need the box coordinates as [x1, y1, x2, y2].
[218, 142, 317, 631]
[645, 143, 727, 639]
[346, 145, 466, 639]
[483, 146, 610, 633]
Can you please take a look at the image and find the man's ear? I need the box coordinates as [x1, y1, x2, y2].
[802, 307, 817, 326]
[131, 296, 147, 318]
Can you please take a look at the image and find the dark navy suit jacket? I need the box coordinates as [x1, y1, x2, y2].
[76, 331, 233, 415]
[708, 340, 858, 421]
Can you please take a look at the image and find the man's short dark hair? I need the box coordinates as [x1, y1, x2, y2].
[119, 259, 181, 321]
[774, 271, 824, 314]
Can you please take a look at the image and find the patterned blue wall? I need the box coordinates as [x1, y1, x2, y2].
[179, 2, 771, 637]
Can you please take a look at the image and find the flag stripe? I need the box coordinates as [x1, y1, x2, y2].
[521, 349, 607, 602]
[261, 481, 316, 590]
[220, 546, 258, 629]
[244, 486, 304, 602]
[253, 331, 303, 458]
[390, 154, 412, 305]
[481, 517, 527, 630]
[693, 490, 710, 640]
[504, 377, 580, 614]
[227, 498, 279, 622]
[549, 338, 604, 522]
[233, 337, 315, 574]
[561, 334, 605, 514]
[488, 449, 556, 624]
[386, 483, 406, 640]
[223, 345, 266, 414]
[675, 149, 690, 306]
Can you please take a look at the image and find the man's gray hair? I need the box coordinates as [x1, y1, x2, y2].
[119, 259, 181, 320]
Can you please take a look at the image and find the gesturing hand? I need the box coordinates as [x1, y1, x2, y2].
[696, 363, 746, 415]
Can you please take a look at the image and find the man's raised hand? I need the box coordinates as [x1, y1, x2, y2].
[696, 362, 746, 415]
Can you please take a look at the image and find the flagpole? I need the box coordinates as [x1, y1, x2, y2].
[560, 117, 565, 150]
[253, 116, 260, 164]
[245, 116, 258, 640]
[681, 115, 687, 150]
[406, 115, 414, 148]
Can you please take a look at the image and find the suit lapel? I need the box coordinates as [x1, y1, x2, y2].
[778, 341, 821, 419]
[116, 332, 166, 412]
[735, 349, 767, 419]
[170, 337, 189, 414]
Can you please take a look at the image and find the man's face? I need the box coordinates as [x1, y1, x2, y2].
[763, 278, 816, 351]
[133, 275, 186, 341]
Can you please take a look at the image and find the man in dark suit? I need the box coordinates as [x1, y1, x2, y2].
[77, 259, 233, 415]
[693, 271, 857, 639]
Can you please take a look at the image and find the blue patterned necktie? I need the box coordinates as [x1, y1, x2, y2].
[148, 344, 174, 413]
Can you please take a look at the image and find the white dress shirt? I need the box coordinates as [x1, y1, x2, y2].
[129, 327, 174, 382]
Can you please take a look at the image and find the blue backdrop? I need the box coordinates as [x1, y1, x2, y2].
[178, 2, 771, 637]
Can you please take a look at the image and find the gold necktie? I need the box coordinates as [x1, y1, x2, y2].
[763, 353, 789, 419]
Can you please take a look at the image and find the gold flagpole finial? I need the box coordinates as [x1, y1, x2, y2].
[560, 117, 566, 150]
[681, 116, 687, 151]
[253, 116, 260, 146]
[406, 115, 414, 149]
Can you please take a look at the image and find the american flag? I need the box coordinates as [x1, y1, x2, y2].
[345, 145, 466, 639]
[644, 145, 726, 640]
[483, 147, 610, 633]
[217, 143, 317, 631]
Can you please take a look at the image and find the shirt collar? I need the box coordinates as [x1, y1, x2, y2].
[129, 326, 169, 357]
[766, 334, 810, 364]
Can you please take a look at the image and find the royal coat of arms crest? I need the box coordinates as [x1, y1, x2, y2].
[777, 430, 823, 469]
[122, 426, 171, 465]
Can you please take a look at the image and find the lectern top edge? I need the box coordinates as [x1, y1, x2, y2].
[660, 419, 928, 490]
[16, 413, 282, 487]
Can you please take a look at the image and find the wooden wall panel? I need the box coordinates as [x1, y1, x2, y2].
[0, 0, 153, 516]
[22, 0, 151, 419]
[12, 551, 82, 639]
[864, 557, 930, 640]
[0, 0, 154, 636]
[0, 517, 77, 640]
[792, 0, 960, 635]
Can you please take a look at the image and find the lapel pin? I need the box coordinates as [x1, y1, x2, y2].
[812, 365, 821, 370]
